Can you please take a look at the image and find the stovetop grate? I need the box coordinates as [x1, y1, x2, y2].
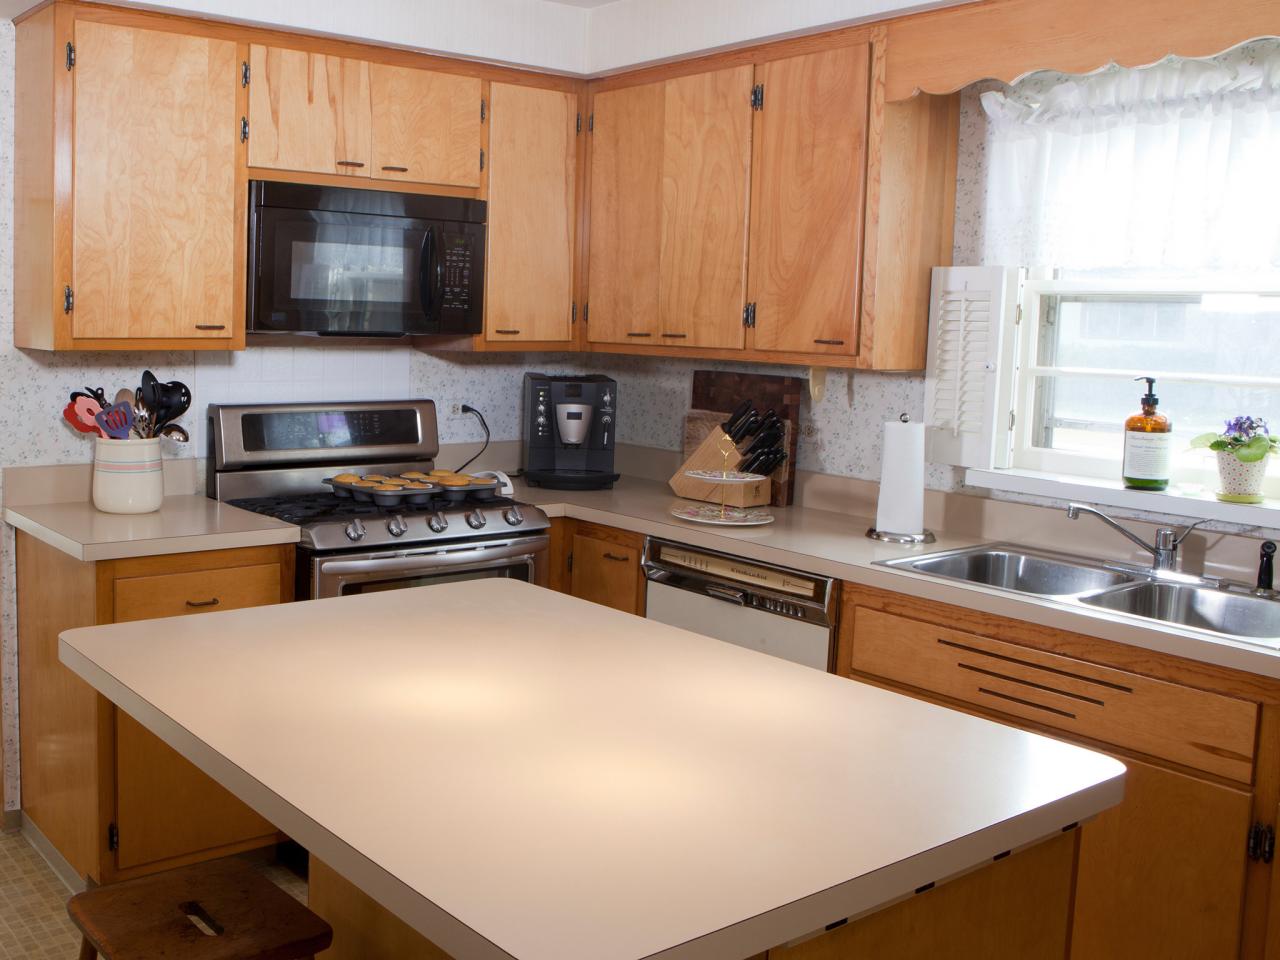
[229, 492, 517, 526]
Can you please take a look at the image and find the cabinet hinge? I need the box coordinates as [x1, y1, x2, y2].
[576, 112, 582, 135]
[63, 285, 74, 314]
[479, 148, 485, 172]
[588, 113, 594, 133]
[480, 98, 486, 122]
[240, 60, 250, 87]
[1248, 822, 1275, 863]
[240, 117, 249, 143]
[1008, 410, 1016, 431]
[65, 41, 75, 71]
[571, 302, 577, 324]
[107, 822, 118, 852]
[583, 302, 589, 324]
[742, 302, 756, 328]
[751, 83, 764, 110]
[567, 552, 573, 573]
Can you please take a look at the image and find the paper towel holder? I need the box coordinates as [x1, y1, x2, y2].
[866, 413, 936, 544]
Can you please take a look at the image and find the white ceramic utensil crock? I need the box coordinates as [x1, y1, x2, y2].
[92, 437, 164, 514]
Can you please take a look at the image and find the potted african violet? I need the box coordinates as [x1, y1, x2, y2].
[1191, 416, 1277, 503]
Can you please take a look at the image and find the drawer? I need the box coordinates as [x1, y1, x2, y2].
[114, 564, 282, 624]
[850, 607, 1258, 783]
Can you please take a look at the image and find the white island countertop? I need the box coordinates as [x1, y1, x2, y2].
[60, 580, 1124, 960]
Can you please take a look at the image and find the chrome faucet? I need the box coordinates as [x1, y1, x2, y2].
[1065, 503, 1208, 573]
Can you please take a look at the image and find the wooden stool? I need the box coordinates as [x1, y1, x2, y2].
[68, 857, 333, 960]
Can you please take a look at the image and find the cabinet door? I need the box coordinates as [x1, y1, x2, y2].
[370, 64, 481, 187]
[72, 21, 239, 340]
[570, 531, 642, 615]
[112, 563, 282, 871]
[747, 44, 870, 356]
[248, 45, 371, 176]
[587, 82, 664, 345]
[1071, 756, 1251, 960]
[486, 84, 576, 343]
[658, 66, 753, 349]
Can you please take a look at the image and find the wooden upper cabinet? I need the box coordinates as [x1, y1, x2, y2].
[248, 45, 371, 176]
[370, 64, 481, 187]
[486, 83, 576, 344]
[587, 81, 664, 345]
[71, 20, 240, 341]
[659, 66, 753, 349]
[747, 44, 870, 356]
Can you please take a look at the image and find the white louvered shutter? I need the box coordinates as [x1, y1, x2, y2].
[924, 266, 1022, 469]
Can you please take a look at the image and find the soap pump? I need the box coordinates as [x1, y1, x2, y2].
[1123, 376, 1172, 491]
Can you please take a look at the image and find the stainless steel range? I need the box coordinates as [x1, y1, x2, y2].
[207, 400, 550, 599]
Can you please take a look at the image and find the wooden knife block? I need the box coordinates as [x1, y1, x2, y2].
[669, 429, 771, 507]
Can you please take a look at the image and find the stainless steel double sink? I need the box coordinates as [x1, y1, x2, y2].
[877, 545, 1280, 642]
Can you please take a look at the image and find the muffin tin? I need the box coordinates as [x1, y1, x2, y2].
[324, 473, 500, 507]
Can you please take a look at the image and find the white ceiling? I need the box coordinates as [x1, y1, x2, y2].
[0, 0, 976, 75]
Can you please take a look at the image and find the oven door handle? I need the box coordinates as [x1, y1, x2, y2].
[318, 535, 550, 578]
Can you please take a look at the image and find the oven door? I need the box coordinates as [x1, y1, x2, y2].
[249, 207, 484, 337]
[310, 535, 548, 600]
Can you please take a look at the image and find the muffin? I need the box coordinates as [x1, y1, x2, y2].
[429, 469, 456, 478]
[400, 471, 430, 480]
[470, 476, 497, 486]
[331, 473, 360, 483]
[372, 484, 402, 492]
[350, 480, 379, 488]
[438, 476, 472, 487]
[363, 474, 390, 482]
[404, 482, 432, 489]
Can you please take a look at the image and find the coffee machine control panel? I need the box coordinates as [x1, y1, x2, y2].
[531, 382, 553, 441]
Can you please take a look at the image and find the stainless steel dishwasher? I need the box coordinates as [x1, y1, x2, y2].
[642, 538, 837, 671]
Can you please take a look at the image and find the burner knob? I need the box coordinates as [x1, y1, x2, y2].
[428, 512, 449, 534]
[466, 510, 487, 530]
[503, 506, 524, 526]
[344, 518, 367, 543]
[387, 515, 408, 538]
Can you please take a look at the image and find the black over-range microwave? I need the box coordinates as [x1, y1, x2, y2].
[247, 181, 485, 337]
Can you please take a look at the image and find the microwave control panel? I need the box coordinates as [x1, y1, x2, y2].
[441, 234, 473, 311]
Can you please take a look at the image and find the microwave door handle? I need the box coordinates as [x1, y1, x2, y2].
[418, 226, 435, 318]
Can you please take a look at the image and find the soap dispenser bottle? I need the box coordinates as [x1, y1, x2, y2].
[1123, 376, 1172, 491]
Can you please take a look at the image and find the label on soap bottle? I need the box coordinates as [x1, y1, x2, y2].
[1123, 431, 1172, 481]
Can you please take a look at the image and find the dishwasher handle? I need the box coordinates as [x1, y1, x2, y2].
[705, 584, 747, 606]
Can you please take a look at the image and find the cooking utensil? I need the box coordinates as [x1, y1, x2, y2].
[142, 370, 191, 431]
[63, 401, 104, 436]
[729, 412, 759, 444]
[157, 423, 189, 443]
[72, 395, 105, 432]
[83, 386, 108, 407]
[95, 402, 135, 440]
[757, 449, 787, 477]
[720, 400, 753, 437]
[743, 425, 783, 458]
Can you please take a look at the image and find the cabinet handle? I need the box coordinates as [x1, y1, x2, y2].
[494, 329, 521, 335]
[626, 332, 651, 338]
[336, 160, 365, 168]
[195, 324, 226, 331]
[602, 552, 629, 562]
[381, 165, 409, 173]
[813, 338, 845, 346]
[185, 598, 220, 608]
[660, 333, 688, 339]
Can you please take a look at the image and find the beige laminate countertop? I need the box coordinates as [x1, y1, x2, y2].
[3, 495, 299, 561]
[60, 579, 1124, 960]
[517, 478, 1280, 680]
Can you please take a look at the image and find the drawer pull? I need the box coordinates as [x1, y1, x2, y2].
[957, 662, 1105, 706]
[813, 338, 845, 346]
[195, 324, 226, 331]
[626, 332, 652, 338]
[660, 333, 688, 339]
[602, 552, 630, 562]
[494, 329, 521, 335]
[336, 160, 365, 168]
[381, 165, 409, 172]
[978, 686, 1076, 720]
[937, 637, 1133, 694]
[185, 598, 220, 608]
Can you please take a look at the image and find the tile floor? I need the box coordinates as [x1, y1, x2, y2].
[0, 829, 308, 959]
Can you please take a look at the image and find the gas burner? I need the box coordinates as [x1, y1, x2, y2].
[230, 492, 517, 525]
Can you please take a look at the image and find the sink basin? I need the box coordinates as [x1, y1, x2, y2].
[883, 547, 1139, 597]
[1080, 582, 1280, 640]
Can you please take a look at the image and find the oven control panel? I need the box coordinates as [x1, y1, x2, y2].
[441, 234, 473, 311]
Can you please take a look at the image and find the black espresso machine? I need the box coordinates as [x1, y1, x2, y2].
[522, 374, 620, 489]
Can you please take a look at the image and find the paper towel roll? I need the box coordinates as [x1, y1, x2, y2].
[875, 419, 925, 536]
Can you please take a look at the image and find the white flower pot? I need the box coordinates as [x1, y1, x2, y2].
[92, 438, 164, 514]
[1215, 449, 1269, 504]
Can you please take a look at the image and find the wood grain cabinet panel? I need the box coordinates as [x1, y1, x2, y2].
[72, 21, 239, 340]
[748, 45, 870, 356]
[1070, 756, 1251, 960]
[485, 83, 576, 344]
[586, 81, 665, 345]
[569, 526, 644, 616]
[113, 564, 281, 623]
[370, 64, 481, 187]
[248, 44, 372, 176]
[658, 66, 753, 349]
[849, 607, 1258, 782]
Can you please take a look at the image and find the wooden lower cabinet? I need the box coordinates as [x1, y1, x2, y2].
[17, 534, 293, 883]
[561, 520, 646, 616]
[838, 583, 1277, 958]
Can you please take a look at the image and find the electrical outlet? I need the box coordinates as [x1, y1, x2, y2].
[445, 401, 468, 419]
